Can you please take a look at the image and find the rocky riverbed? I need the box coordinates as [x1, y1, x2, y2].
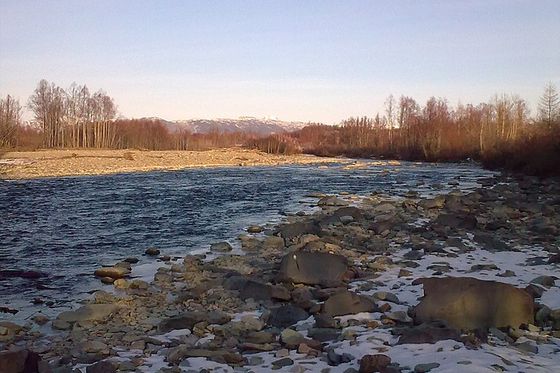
[1, 173, 560, 372]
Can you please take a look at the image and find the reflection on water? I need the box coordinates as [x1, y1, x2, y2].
[0, 162, 493, 321]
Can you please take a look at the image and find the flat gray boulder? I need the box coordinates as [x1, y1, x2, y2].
[277, 251, 349, 287]
[322, 290, 377, 317]
[413, 277, 534, 330]
[57, 304, 119, 323]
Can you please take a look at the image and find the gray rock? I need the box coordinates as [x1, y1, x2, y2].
[159, 311, 230, 332]
[373, 291, 400, 304]
[530, 275, 557, 288]
[386, 311, 413, 324]
[277, 221, 321, 244]
[277, 251, 349, 287]
[307, 328, 341, 342]
[323, 291, 377, 317]
[0, 349, 40, 373]
[262, 236, 285, 250]
[145, 248, 160, 256]
[93, 266, 130, 279]
[359, 354, 391, 373]
[272, 357, 294, 368]
[210, 242, 233, 252]
[280, 328, 305, 348]
[413, 277, 534, 330]
[57, 304, 118, 323]
[267, 305, 309, 328]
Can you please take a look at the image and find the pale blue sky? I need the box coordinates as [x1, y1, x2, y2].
[1, 0, 559, 123]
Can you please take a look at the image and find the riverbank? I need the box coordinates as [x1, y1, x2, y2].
[0, 148, 345, 179]
[1, 174, 559, 372]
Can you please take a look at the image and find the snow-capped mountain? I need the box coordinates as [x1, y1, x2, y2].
[142, 117, 308, 136]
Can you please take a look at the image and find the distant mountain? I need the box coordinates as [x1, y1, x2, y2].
[142, 117, 308, 136]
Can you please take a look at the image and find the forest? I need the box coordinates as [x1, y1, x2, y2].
[1, 79, 559, 176]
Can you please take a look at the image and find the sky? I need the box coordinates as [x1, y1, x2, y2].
[1, 0, 559, 124]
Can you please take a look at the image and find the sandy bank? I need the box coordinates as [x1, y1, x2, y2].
[0, 148, 344, 179]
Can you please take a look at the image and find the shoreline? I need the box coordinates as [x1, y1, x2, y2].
[0, 148, 348, 180]
[1, 174, 559, 371]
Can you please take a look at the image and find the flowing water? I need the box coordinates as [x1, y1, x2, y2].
[0, 161, 494, 322]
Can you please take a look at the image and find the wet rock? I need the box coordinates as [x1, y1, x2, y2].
[145, 248, 160, 256]
[277, 251, 349, 287]
[267, 305, 309, 328]
[123, 257, 139, 263]
[359, 354, 391, 373]
[57, 304, 118, 323]
[247, 225, 263, 233]
[210, 241, 233, 252]
[322, 290, 376, 317]
[113, 278, 128, 289]
[318, 196, 349, 207]
[414, 362, 440, 372]
[413, 277, 533, 330]
[93, 266, 130, 279]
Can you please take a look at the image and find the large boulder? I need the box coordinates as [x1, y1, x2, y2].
[267, 305, 309, 328]
[0, 349, 40, 373]
[277, 221, 321, 245]
[413, 277, 534, 330]
[56, 304, 119, 323]
[238, 280, 291, 301]
[322, 290, 377, 317]
[277, 251, 349, 287]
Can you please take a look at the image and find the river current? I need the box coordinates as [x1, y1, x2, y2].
[0, 161, 494, 322]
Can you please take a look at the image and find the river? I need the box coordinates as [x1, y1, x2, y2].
[0, 161, 494, 323]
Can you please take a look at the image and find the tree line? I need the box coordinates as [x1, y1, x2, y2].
[1, 80, 559, 175]
[251, 83, 560, 176]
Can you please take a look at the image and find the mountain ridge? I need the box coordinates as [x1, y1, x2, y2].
[139, 116, 309, 136]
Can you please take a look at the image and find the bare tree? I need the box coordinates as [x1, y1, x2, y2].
[538, 82, 560, 128]
[0, 95, 22, 148]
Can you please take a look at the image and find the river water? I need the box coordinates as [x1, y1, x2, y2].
[0, 161, 494, 322]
